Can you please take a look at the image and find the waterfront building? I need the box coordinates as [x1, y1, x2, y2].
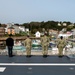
[8, 27, 15, 35]
[0, 27, 5, 36]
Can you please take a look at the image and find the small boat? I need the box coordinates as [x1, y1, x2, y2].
[13, 41, 25, 50]
[49, 41, 56, 48]
[14, 41, 22, 46]
[32, 40, 41, 48]
[13, 46, 22, 50]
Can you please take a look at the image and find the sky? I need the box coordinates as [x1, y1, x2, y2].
[0, 0, 75, 24]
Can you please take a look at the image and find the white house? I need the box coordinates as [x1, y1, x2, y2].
[58, 33, 72, 38]
[19, 26, 25, 32]
[35, 31, 41, 37]
[5, 23, 13, 33]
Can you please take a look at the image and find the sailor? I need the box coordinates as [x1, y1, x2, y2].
[57, 36, 66, 57]
[6, 35, 14, 57]
[41, 33, 49, 57]
[24, 35, 32, 57]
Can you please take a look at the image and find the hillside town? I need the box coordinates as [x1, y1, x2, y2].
[0, 22, 75, 38]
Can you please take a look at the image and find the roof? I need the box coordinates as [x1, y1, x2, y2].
[8, 27, 14, 29]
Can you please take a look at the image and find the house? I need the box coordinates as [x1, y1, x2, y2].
[35, 31, 41, 37]
[49, 29, 58, 39]
[5, 23, 13, 33]
[8, 27, 15, 35]
[14, 25, 25, 34]
[71, 29, 75, 38]
[0, 27, 5, 36]
[19, 26, 25, 32]
[14, 25, 20, 34]
[5, 23, 25, 35]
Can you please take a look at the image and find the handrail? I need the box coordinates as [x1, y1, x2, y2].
[0, 37, 41, 41]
